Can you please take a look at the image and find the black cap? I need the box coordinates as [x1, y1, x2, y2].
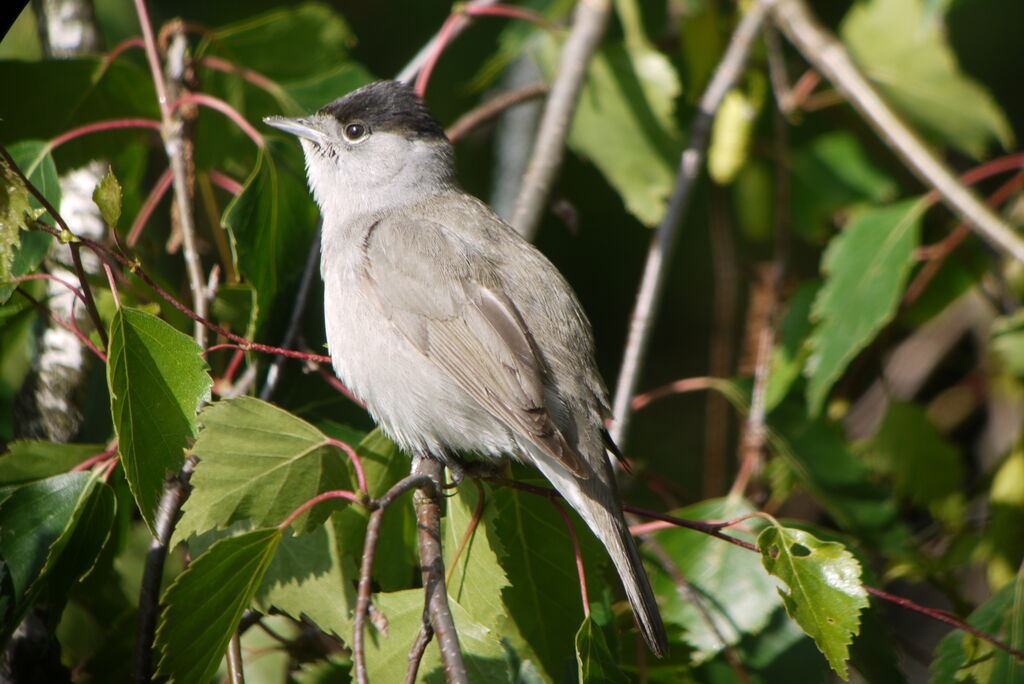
[318, 81, 447, 141]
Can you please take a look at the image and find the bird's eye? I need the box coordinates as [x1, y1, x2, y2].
[343, 122, 369, 143]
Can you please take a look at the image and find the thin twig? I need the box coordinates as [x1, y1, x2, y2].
[260, 227, 321, 401]
[412, 456, 468, 684]
[609, 1, 769, 448]
[446, 83, 549, 143]
[550, 499, 590, 618]
[405, 622, 434, 684]
[395, 0, 501, 83]
[225, 631, 244, 684]
[510, 0, 610, 240]
[133, 457, 195, 683]
[767, 0, 1024, 264]
[353, 474, 435, 684]
[731, 25, 793, 498]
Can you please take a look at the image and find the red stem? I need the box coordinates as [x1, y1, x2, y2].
[631, 376, 717, 411]
[551, 499, 590, 618]
[127, 167, 172, 246]
[172, 93, 264, 147]
[278, 490, 365, 531]
[325, 438, 369, 495]
[208, 170, 243, 196]
[197, 56, 281, 97]
[49, 118, 162, 151]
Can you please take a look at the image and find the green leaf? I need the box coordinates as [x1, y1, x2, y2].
[329, 428, 417, 592]
[0, 441, 106, 486]
[176, 397, 352, 542]
[254, 522, 358, 640]
[991, 310, 1024, 380]
[932, 572, 1024, 683]
[653, 498, 782, 660]
[0, 472, 91, 642]
[491, 476, 608, 680]
[791, 131, 898, 243]
[364, 588, 513, 683]
[576, 613, 627, 684]
[805, 199, 924, 414]
[841, 0, 1014, 157]
[985, 446, 1024, 591]
[757, 525, 868, 680]
[444, 483, 511, 626]
[221, 146, 319, 331]
[91, 165, 122, 228]
[0, 140, 60, 303]
[156, 527, 282, 683]
[765, 281, 819, 412]
[534, 37, 682, 226]
[867, 401, 965, 522]
[769, 399, 910, 551]
[107, 308, 211, 532]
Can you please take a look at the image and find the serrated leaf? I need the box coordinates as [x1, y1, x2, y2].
[868, 401, 965, 522]
[156, 528, 282, 683]
[805, 199, 923, 414]
[653, 498, 782, 660]
[176, 397, 352, 541]
[221, 146, 319, 331]
[534, 36, 682, 226]
[107, 308, 211, 532]
[444, 483, 511, 627]
[254, 522, 358, 639]
[0, 440, 106, 486]
[330, 428, 418, 592]
[0, 153, 33, 285]
[841, 0, 1014, 157]
[0, 472, 91, 642]
[363, 588, 513, 683]
[932, 572, 1024, 683]
[91, 165, 122, 228]
[757, 525, 868, 679]
[576, 613, 627, 684]
[792, 131, 898, 242]
[491, 478, 608, 680]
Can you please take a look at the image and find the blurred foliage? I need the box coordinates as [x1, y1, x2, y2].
[1, 0, 1023, 681]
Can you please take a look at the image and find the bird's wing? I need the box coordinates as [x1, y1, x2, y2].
[359, 214, 588, 478]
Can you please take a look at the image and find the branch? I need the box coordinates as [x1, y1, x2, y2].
[412, 456, 468, 684]
[395, 0, 501, 83]
[767, 0, 1024, 264]
[446, 83, 548, 143]
[609, 1, 770, 447]
[353, 473, 435, 684]
[132, 457, 195, 683]
[510, 0, 610, 240]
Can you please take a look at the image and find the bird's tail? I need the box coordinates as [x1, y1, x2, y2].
[528, 447, 669, 657]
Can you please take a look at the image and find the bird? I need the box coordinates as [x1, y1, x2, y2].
[264, 79, 668, 657]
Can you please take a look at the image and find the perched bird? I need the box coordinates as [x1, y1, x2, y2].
[264, 80, 668, 656]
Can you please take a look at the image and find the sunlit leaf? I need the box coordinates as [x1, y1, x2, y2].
[654, 498, 782, 660]
[805, 199, 924, 414]
[176, 397, 352, 542]
[91, 165, 122, 228]
[0, 440, 104, 486]
[757, 525, 868, 679]
[156, 528, 282, 683]
[841, 0, 1014, 157]
[107, 308, 211, 532]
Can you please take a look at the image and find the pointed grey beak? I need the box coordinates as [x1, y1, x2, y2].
[263, 116, 324, 144]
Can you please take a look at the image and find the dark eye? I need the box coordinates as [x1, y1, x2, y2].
[343, 122, 368, 142]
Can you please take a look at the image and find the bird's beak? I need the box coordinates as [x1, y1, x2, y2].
[263, 116, 324, 144]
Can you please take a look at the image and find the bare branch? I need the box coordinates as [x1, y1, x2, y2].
[133, 457, 195, 683]
[768, 0, 1024, 264]
[510, 0, 611, 240]
[610, 1, 770, 447]
[412, 456, 468, 684]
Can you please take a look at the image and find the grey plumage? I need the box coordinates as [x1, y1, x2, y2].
[264, 80, 668, 657]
